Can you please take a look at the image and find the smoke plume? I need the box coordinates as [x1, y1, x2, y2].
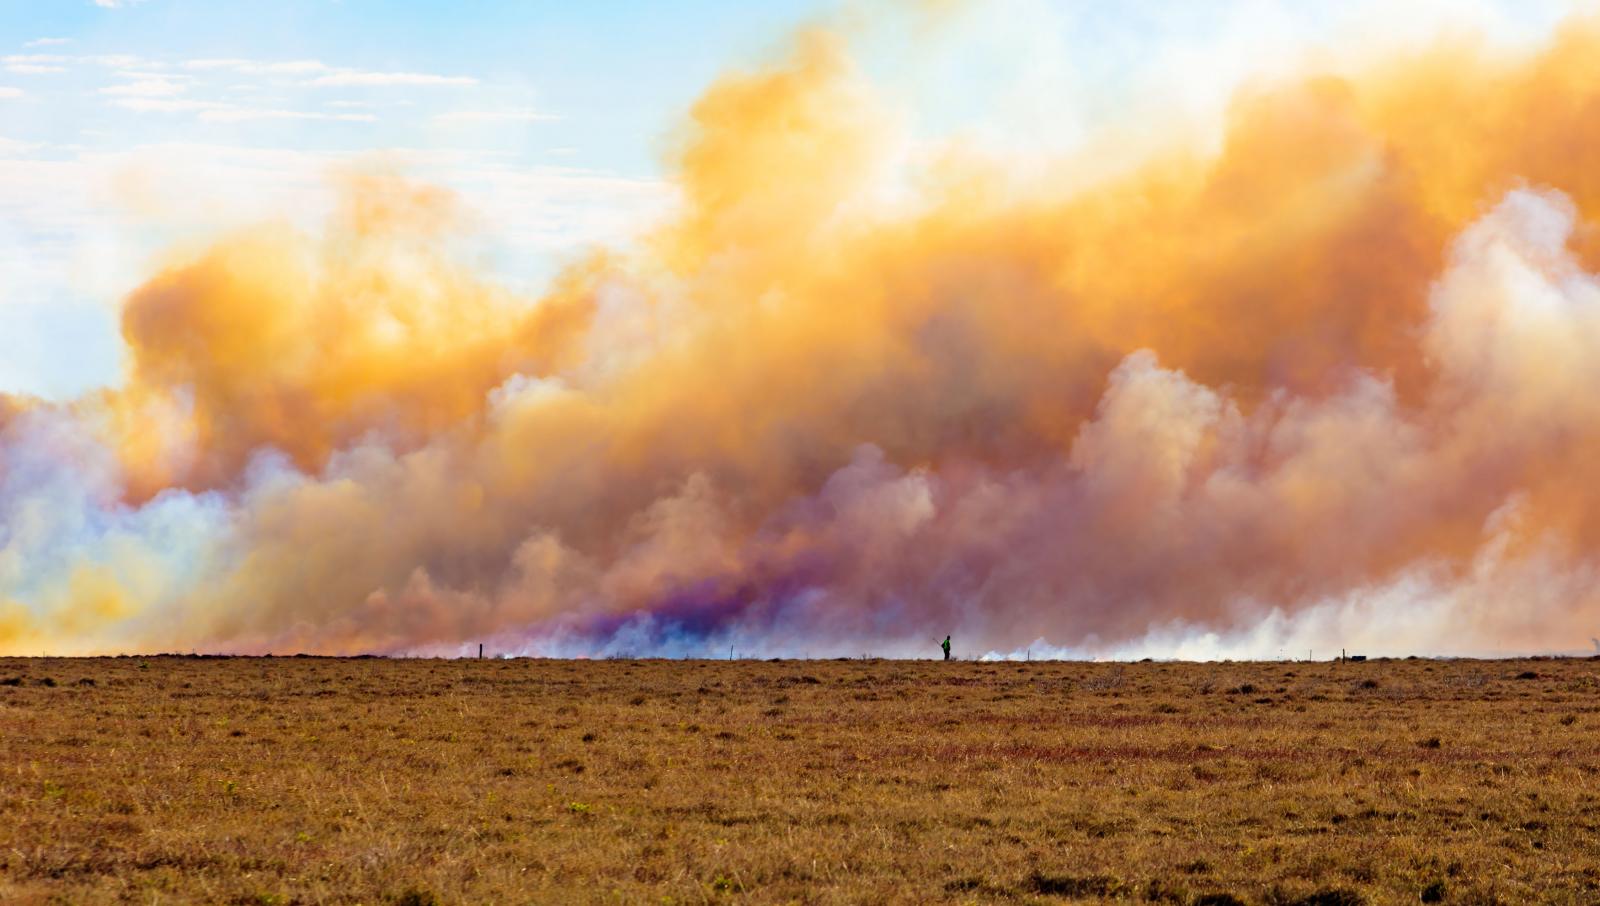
[9, 13, 1600, 657]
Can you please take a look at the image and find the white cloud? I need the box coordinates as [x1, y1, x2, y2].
[198, 107, 376, 124]
[86, 55, 142, 68]
[433, 108, 560, 125]
[306, 71, 477, 88]
[101, 77, 186, 97]
[4, 53, 143, 69]
[91, 0, 146, 8]
[250, 60, 331, 76]
[110, 97, 216, 113]
[108, 95, 376, 123]
[0, 137, 43, 155]
[113, 69, 184, 81]
[24, 38, 71, 48]
[184, 58, 332, 76]
[3, 54, 69, 66]
[181, 58, 249, 70]
[6, 64, 65, 75]
[0, 87, 24, 99]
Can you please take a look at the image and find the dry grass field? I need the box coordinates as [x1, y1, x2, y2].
[2, 656, 1599, 905]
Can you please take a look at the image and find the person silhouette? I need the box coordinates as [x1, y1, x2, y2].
[941, 635, 951, 661]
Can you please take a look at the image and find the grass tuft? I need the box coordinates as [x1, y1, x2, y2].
[1023, 872, 1124, 897]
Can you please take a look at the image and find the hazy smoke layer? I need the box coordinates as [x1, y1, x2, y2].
[9, 19, 1600, 657]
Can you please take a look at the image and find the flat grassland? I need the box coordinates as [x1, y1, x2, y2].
[2, 657, 1599, 905]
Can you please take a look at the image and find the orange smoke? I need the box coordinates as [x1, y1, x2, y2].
[9, 14, 1600, 656]
[111, 169, 605, 496]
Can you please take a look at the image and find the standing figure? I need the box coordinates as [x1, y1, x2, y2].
[941, 635, 951, 661]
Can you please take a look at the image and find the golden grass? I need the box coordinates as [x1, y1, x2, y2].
[2, 656, 1598, 904]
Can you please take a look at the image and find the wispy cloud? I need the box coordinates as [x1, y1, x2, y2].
[109, 95, 376, 123]
[2, 54, 70, 66]
[177, 59, 473, 89]
[184, 58, 332, 76]
[6, 64, 66, 75]
[3, 53, 143, 68]
[434, 108, 559, 125]
[307, 71, 477, 88]
[0, 136, 42, 154]
[97, 58, 458, 124]
[0, 87, 24, 100]
[24, 38, 71, 48]
[91, 0, 146, 8]
[90, 54, 142, 68]
[110, 97, 214, 113]
[199, 107, 376, 124]
[101, 77, 186, 97]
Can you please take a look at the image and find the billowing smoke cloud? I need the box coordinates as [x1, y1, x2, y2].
[10, 15, 1600, 657]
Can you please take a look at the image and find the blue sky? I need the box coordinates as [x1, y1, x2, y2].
[0, 0, 822, 172]
[0, 0, 1579, 399]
